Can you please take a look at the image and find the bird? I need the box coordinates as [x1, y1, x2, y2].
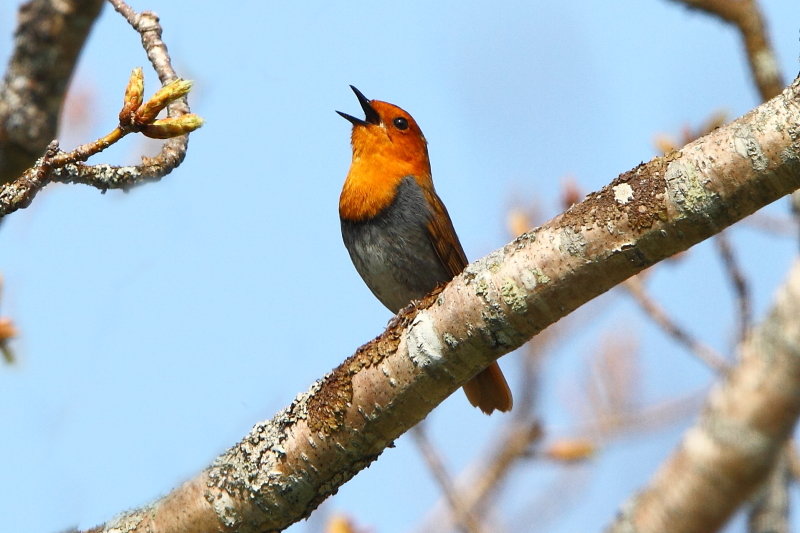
[337, 85, 513, 414]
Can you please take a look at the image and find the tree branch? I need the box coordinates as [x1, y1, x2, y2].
[608, 257, 800, 533]
[53, 2, 192, 192]
[666, 0, 784, 100]
[624, 274, 730, 372]
[747, 449, 789, 533]
[80, 75, 800, 533]
[715, 231, 752, 345]
[411, 424, 486, 533]
[0, 1, 200, 219]
[0, 0, 105, 185]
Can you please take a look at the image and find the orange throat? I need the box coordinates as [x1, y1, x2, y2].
[339, 152, 431, 222]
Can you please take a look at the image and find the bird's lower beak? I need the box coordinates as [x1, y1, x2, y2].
[336, 85, 381, 126]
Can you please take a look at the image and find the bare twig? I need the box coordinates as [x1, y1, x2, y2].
[411, 424, 485, 533]
[513, 319, 573, 420]
[0, 0, 105, 184]
[715, 232, 752, 344]
[510, 463, 592, 533]
[623, 275, 730, 372]
[415, 315, 587, 533]
[415, 420, 543, 533]
[666, 0, 784, 100]
[582, 335, 641, 437]
[575, 389, 704, 440]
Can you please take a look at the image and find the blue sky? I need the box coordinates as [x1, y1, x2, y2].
[0, 1, 799, 532]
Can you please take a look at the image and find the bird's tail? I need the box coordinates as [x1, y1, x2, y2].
[462, 362, 513, 414]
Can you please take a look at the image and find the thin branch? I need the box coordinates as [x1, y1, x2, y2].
[715, 231, 752, 344]
[414, 317, 575, 533]
[418, 388, 700, 533]
[0, 0, 105, 184]
[666, 0, 784, 100]
[414, 420, 543, 533]
[54, 2, 191, 188]
[457, 421, 543, 515]
[411, 424, 485, 533]
[0, 73, 201, 218]
[0, 1, 203, 219]
[509, 463, 592, 533]
[623, 275, 730, 372]
[581, 335, 642, 437]
[576, 389, 704, 440]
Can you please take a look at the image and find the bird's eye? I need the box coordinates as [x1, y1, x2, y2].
[393, 117, 409, 130]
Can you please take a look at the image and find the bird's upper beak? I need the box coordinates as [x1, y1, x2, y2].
[337, 85, 381, 127]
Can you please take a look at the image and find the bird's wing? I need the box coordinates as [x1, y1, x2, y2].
[422, 187, 469, 279]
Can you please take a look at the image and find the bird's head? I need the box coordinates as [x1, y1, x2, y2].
[337, 86, 430, 175]
[338, 86, 434, 221]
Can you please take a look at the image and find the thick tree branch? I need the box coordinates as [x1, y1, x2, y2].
[84, 77, 800, 533]
[747, 450, 789, 533]
[0, 0, 104, 185]
[608, 258, 800, 533]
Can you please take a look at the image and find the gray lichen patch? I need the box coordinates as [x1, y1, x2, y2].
[559, 226, 588, 257]
[480, 303, 523, 350]
[442, 332, 459, 348]
[518, 267, 551, 292]
[665, 157, 717, 216]
[519, 269, 539, 290]
[499, 276, 528, 315]
[474, 276, 490, 299]
[463, 249, 505, 279]
[733, 124, 769, 172]
[209, 490, 239, 528]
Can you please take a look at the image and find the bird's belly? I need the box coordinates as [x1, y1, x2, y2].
[341, 180, 451, 313]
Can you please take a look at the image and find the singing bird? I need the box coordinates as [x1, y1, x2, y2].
[337, 86, 513, 414]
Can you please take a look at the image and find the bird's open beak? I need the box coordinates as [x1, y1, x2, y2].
[337, 85, 381, 126]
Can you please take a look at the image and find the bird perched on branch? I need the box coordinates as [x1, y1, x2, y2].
[337, 86, 513, 414]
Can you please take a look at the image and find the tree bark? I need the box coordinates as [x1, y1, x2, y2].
[608, 259, 800, 533]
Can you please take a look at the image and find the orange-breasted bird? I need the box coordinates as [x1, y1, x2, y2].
[337, 86, 513, 415]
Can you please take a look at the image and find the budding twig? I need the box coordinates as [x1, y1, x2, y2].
[0, 0, 204, 220]
[0, 67, 203, 219]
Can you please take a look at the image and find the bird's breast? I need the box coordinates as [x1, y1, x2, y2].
[341, 176, 452, 313]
